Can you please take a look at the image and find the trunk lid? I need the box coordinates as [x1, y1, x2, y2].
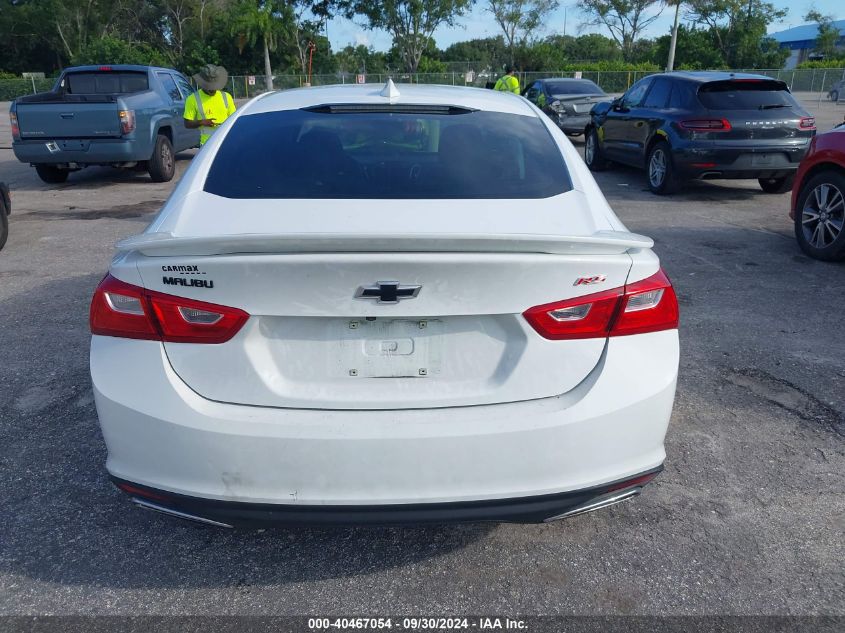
[128, 191, 643, 410]
[134, 250, 633, 410]
[552, 94, 607, 115]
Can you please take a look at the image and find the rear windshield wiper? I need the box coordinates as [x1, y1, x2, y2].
[759, 103, 790, 110]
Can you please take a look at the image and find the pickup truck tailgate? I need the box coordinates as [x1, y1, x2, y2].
[17, 102, 121, 139]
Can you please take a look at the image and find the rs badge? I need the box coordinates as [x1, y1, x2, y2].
[573, 275, 607, 286]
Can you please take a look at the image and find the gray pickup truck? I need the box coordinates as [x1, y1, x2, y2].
[10, 65, 201, 184]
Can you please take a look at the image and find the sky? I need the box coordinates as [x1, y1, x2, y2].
[324, 0, 843, 53]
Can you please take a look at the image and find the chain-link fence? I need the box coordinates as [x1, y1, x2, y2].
[0, 76, 55, 101]
[5, 68, 845, 102]
[227, 68, 845, 100]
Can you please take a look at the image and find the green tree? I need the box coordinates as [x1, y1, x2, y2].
[417, 55, 448, 72]
[71, 35, 169, 67]
[441, 36, 509, 71]
[805, 8, 840, 60]
[577, 0, 665, 62]
[653, 25, 724, 69]
[0, 0, 175, 74]
[334, 44, 389, 75]
[342, 0, 474, 72]
[516, 40, 568, 70]
[628, 37, 659, 64]
[686, 0, 788, 68]
[487, 0, 559, 67]
[283, 1, 338, 76]
[567, 33, 623, 61]
[230, 0, 288, 90]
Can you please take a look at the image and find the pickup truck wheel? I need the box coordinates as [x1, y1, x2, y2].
[148, 134, 175, 183]
[35, 165, 69, 184]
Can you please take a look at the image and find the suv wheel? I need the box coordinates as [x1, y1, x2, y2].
[148, 134, 175, 183]
[35, 165, 69, 184]
[584, 128, 609, 171]
[831, 90, 839, 102]
[759, 175, 794, 194]
[646, 141, 679, 195]
[794, 170, 845, 261]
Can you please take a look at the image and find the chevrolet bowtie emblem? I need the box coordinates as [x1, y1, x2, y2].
[355, 281, 422, 304]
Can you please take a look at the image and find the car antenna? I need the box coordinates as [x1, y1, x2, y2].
[379, 78, 400, 103]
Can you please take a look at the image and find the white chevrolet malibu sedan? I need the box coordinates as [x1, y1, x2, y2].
[89, 81, 679, 527]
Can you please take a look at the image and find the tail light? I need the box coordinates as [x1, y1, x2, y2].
[10, 112, 20, 140]
[90, 274, 248, 344]
[119, 110, 135, 135]
[679, 118, 731, 132]
[800, 116, 816, 130]
[523, 269, 679, 340]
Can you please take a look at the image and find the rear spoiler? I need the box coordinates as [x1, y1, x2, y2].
[116, 230, 654, 256]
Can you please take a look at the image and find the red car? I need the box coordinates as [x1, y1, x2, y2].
[791, 126, 845, 261]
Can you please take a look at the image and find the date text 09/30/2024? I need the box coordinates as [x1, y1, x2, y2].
[308, 617, 528, 630]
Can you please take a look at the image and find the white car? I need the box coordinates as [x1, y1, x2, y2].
[89, 81, 679, 527]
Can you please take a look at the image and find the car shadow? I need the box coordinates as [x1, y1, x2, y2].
[2, 150, 197, 193]
[0, 274, 492, 590]
[13, 200, 164, 221]
[565, 137, 784, 203]
[591, 163, 769, 203]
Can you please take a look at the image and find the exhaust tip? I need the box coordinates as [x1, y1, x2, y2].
[131, 498, 233, 528]
[543, 487, 642, 522]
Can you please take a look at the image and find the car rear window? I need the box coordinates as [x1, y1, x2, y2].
[697, 79, 798, 110]
[64, 71, 149, 94]
[546, 80, 604, 96]
[204, 108, 572, 199]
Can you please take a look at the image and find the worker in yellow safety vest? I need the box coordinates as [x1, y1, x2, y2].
[184, 64, 236, 146]
[494, 66, 520, 94]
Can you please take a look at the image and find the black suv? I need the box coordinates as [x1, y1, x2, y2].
[585, 71, 816, 195]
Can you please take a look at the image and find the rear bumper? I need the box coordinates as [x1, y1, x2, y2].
[112, 467, 663, 527]
[555, 114, 591, 134]
[12, 138, 147, 165]
[674, 141, 810, 180]
[91, 330, 678, 520]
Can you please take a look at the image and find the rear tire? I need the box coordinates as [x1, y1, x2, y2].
[584, 127, 609, 171]
[35, 165, 69, 184]
[831, 90, 839, 102]
[148, 134, 175, 183]
[646, 140, 680, 195]
[794, 170, 845, 261]
[759, 175, 794, 194]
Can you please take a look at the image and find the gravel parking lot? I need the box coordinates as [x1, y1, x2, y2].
[0, 94, 843, 618]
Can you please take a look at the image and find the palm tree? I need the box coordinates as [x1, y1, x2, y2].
[231, 0, 284, 91]
[665, 0, 683, 72]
